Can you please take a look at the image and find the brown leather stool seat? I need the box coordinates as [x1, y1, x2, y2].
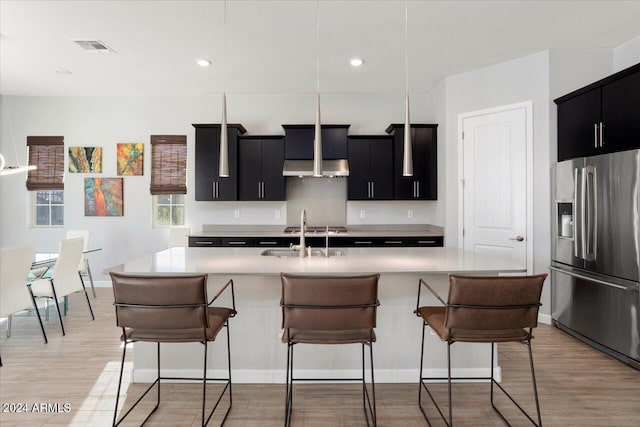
[280, 273, 380, 427]
[415, 274, 547, 427]
[110, 273, 237, 427]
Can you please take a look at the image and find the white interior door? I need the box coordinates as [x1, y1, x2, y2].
[461, 105, 528, 269]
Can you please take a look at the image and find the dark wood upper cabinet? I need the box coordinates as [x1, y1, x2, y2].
[283, 125, 349, 160]
[347, 136, 394, 200]
[238, 136, 285, 201]
[601, 70, 640, 153]
[555, 62, 640, 160]
[386, 124, 438, 200]
[192, 124, 246, 201]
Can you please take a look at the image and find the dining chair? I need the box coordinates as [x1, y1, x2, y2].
[110, 272, 236, 426]
[29, 237, 94, 335]
[0, 244, 48, 366]
[66, 229, 96, 298]
[414, 274, 547, 427]
[280, 273, 380, 426]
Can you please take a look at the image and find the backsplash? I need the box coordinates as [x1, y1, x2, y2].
[195, 177, 438, 228]
[286, 177, 347, 226]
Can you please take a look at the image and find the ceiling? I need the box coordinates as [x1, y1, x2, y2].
[1, 0, 639, 97]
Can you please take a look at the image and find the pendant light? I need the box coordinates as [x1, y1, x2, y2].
[312, 0, 323, 177]
[0, 102, 36, 176]
[218, 0, 229, 177]
[402, 1, 413, 177]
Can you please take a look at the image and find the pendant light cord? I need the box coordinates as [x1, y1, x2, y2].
[316, 0, 320, 94]
[405, 0, 408, 96]
[223, 0, 227, 95]
[2, 100, 21, 164]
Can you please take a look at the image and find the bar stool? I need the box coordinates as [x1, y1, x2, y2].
[414, 274, 547, 426]
[110, 272, 236, 426]
[280, 273, 380, 426]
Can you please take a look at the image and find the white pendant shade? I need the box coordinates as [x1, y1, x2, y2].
[402, 93, 413, 176]
[219, 93, 229, 178]
[313, 93, 323, 177]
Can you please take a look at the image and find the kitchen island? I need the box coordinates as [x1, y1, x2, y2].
[107, 246, 526, 383]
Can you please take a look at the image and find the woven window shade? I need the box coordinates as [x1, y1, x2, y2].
[150, 135, 187, 195]
[26, 136, 64, 191]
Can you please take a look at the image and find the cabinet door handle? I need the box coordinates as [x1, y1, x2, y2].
[354, 241, 372, 245]
[227, 241, 247, 245]
[262, 182, 265, 199]
[367, 182, 371, 198]
[195, 241, 214, 245]
[594, 123, 598, 148]
[385, 240, 403, 244]
[371, 182, 374, 198]
[599, 122, 604, 147]
[258, 182, 261, 199]
[259, 241, 278, 245]
[418, 240, 436, 244]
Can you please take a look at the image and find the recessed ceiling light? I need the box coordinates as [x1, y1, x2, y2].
[55, 68, 72, 75]
[196, 58, 211, 67]
[350, 58, 364, 67]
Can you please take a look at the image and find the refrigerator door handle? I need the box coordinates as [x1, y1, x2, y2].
[584, 165, 597, 261]
[580, 167, 587, 260]
[549, 266, 633, 291]
[574, 167, 581, 258]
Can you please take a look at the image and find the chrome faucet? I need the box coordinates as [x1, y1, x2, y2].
[290, 209, 308, 256]
[299, 209, 307, 257]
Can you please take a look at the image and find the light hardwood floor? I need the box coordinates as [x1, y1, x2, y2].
[1, 288, 639, 426]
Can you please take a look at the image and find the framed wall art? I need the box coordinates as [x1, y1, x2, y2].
[84, 177, 123, 216]
[116, 142, 144, 176]
[69, 146, 102, 173]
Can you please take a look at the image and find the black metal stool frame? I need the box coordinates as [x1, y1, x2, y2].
[282, 301, 379, 427]
[112, 279, 236, 427]
[415, 279, 543, 427]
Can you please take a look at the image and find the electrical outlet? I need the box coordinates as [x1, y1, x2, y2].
[360, 210, 366, 219]
[408, 209, 413, 218]
[234, 209, 240, 219]
[275, 209, 281, 219]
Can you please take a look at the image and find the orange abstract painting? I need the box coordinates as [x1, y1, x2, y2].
[84, 178, 123, 216]
[117, 143, 144, 176]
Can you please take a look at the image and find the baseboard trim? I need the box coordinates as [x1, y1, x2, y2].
[92, 280, 112, 288]
[538, 313, 552, 325]
[132, 367, 501, 384]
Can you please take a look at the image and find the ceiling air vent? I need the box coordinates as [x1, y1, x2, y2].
[73, 39, 116, 54]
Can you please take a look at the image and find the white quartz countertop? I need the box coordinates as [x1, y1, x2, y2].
[106, 247, 525, 276]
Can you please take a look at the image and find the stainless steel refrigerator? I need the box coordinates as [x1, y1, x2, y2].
[551, 149, 640, 369]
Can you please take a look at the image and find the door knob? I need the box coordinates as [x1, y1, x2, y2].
[509, 236, 524, 242]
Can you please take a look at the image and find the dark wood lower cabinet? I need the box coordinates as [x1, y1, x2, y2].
[189, 235, 443, 247]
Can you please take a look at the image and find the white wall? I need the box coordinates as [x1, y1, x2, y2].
[0, 93, 442, 281]
[443, 51, 552, 312]
[614, 34, 640, 72]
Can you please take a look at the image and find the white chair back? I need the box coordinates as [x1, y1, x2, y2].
[168, 227, 190, 248]
[66, 230, 89, 271]
[50, 238, 85, 297]
[0, 245, 35, 317]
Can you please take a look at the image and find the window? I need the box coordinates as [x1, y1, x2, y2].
[150, 135, 187, 227]
[27, 136, 65, 227]
[154, 194, 185, 226]
[34, 190, 64, 226]
[26, 136, 65, 191]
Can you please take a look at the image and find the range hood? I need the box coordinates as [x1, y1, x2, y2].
[282, 159, 349, 177]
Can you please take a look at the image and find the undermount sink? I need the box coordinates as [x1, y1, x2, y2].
[260, 248, 346, 258]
